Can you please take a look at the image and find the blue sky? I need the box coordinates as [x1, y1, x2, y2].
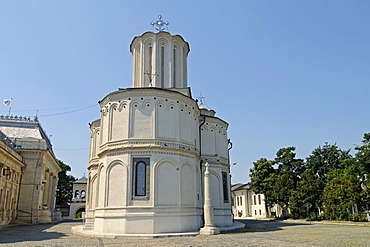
[1, 1, 369, 183]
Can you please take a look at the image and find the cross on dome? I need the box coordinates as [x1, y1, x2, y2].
[197, 93, 205, 104]
[151, 15, 169, 32]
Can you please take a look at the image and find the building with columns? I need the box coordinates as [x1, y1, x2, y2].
[0, 116, 61, 224]
[83, 17, 233, 235]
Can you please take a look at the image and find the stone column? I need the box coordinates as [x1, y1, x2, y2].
[200, 162, 220, 235]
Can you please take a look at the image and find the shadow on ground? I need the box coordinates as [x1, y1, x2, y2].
[223, 219, 310, 234]
[0, 220, 80, 244]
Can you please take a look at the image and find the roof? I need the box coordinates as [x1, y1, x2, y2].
[73, 177, 88, 184]
[231, 183, 250, 191]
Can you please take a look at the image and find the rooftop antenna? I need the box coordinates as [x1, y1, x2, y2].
[151, 15, 169, 32]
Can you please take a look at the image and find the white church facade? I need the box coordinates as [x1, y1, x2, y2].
[83, 21, 234, 235]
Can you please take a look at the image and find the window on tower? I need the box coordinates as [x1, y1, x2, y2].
[132, 158, 150, 200]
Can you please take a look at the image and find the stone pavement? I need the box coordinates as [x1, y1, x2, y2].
[1, 219, 370, 246]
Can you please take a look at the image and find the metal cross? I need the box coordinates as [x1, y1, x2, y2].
[151, 15, 169, 31]
[197, 93, 205, 104]
[144, 71, 158, 87]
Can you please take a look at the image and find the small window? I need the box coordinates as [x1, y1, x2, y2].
[81, 190, 86, 199]
[253, 195, 256, 205]
[258, 195, 261, 205]
[259, 209, 262, 215]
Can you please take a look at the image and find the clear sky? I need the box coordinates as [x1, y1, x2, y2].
[1, 1, 369, 183]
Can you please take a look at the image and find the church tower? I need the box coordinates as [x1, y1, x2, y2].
[130, 31, 189, 89]
[84, 16, 233, 236]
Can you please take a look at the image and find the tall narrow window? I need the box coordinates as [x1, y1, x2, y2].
[149, 45, 152, 74]
[161, 44, 165, 88]
[173, 46, 176, 87]
[258, 194, 261, 205]
[148, 45, 152, 86]
[222, 171, 229, 203]
[133, 158, 150, 199]
[135, 162, 146, 196]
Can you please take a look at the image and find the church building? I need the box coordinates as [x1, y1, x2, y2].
[84, 17, 233, 235]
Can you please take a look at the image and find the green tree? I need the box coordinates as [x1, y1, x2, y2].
[249, 158, 275, 216]
[306, 143, 351, 183]
[323, 167, 362, 220]
[354, 133, 370, 211]
[290, 169, 324, 219]
[272, 147, 304, 216]
[56, 160, 76, 206]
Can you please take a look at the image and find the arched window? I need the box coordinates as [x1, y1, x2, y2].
[135, 162, 146, 196]
[173, 45, 177, 87]
[81, 190, 86, 199]
[132, 158, 150, 199]
[160, 43, 165, 88]
[75, 190, 80, 199]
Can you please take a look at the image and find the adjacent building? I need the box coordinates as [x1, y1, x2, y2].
[0, 116, 61, 225]
[69, 176, 87, 219]
[231, 183, 283, 218]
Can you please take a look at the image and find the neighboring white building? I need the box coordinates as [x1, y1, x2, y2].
[83, 19, 233, 235]
[231, 183, 283, 218]
[69, 176, 87, 219]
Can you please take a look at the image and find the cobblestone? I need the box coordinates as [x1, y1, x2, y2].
[0, 219, 370, 246]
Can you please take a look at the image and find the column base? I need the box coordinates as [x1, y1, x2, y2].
[199, 226, 220, 235]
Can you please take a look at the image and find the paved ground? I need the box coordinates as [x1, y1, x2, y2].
[0, 219, 370, 246]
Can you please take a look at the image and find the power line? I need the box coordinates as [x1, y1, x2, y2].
[54, 147, 89, 151]
[38, 104, 98, 117]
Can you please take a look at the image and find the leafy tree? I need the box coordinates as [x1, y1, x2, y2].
[290, 169, 324, 219]
[323, 167, 362, 220]
[249, 158, 275, 216]
[354, 133, 370, 210]
[306, 143, 351, 183]
[56, 160, 76, 206]
[272, 147, 304, 215]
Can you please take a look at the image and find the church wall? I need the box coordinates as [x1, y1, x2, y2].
[200, 118, 229, 160]
[155, 160, 178, 206]
[156, 101, 178, 140]
[97, 164, 106, 207]
[106, 161, 127, 207]
[130, 100, 154, 138]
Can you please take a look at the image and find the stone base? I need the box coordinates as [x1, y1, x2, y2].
[199, 226, 220, 235]
[53, 211, 63, 222]
[38, 210, 52, 223]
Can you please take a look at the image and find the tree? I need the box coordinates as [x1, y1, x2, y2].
[306, 143, 351, 183]
[56, 160, 76, 206]
[323, 167, 362, 220]
[272, 147, 304, 215]
[354, 133, 370, 211]
[290, 169, 324, 219]
[249, 158, 275, 216]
